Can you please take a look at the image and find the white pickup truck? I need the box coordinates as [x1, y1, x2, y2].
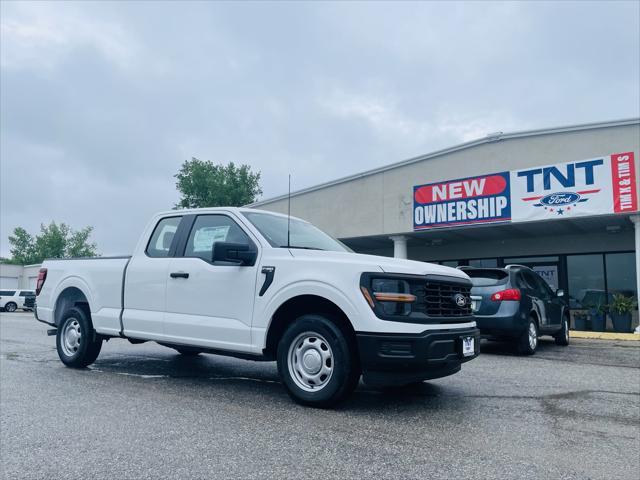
[35, 208, 479, 406]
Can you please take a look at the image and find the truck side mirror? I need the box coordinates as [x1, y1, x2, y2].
[212, 242, 257, 266]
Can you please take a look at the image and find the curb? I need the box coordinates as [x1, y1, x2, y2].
[570, 330, 640, 341]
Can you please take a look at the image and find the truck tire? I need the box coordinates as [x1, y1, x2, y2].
[4, 302, 17, 312]
[518, 317, 538, 355]
[277, 314, 360, 408]
[56, 306, 102, 368]
[554, 316, 570, 346]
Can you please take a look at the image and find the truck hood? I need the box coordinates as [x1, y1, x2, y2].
[288, 249, 469, 281]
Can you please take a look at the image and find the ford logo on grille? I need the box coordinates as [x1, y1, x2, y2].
[453, 294, 468, 307]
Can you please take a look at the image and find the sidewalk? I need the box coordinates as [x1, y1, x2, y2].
[570, 330, 640, 341]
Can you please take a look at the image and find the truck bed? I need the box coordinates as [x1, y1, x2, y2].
[36, 256, 131, 336]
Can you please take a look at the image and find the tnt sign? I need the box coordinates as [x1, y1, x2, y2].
[516, 159, 604, 193]
[510, 153, 638, 222]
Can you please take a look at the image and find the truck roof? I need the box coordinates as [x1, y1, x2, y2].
[153, 207, 306, 223]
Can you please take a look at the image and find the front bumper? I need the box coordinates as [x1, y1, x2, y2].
[356, 326, 480, 386]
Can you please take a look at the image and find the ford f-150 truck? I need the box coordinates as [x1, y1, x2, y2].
[35, 208, 479, 406]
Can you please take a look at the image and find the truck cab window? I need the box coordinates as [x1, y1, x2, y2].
[184, 215, 250, 262]
[146, 216, 182, 258]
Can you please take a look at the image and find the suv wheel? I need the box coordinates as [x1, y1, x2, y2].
[518, 318, 538, 355]
[555, 316, 570, 346]
[277, 314, 360, 407]
[4, 302, 17, 312]
[56, 306, 103, 368]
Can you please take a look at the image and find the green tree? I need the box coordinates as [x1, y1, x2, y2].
[175, 158, 262, 208]
[7, 227, 35, 264]
[6, 222, 98, 265]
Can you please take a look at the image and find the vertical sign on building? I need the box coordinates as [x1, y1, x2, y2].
[610, 152, 638, 213]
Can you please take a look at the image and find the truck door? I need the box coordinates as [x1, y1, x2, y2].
[122, 215, 182, 340]
[164, 213, 259, 352]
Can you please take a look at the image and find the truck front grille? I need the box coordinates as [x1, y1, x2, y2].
[412, 281, 472, 317]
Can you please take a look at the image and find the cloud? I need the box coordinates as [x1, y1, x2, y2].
[0, 2, 140, 73]
[320, 90, 432, 145]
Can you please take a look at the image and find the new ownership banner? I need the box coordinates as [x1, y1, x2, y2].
[413, 152, 637, 230]
[413, 173, 511, 230]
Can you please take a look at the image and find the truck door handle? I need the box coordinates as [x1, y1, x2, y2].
[170, 272, 189, 279]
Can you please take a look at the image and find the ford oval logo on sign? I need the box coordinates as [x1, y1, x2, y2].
[538, 192, 581, 206]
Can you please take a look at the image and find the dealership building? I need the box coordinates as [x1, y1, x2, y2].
[253, 118, 640, 332]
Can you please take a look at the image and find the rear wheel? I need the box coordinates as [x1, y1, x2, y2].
[56, 307, 102, 368]
[277, 314, 360, 408]
[555, 316, 570, 346]
[4, 302, 17, 313]
[518, 318, 538, 355]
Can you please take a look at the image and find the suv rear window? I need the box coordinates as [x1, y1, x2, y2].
[0, 290, 16, 296]
[465, 269, 509, 287]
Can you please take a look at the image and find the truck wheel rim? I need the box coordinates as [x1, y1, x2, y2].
[61, 318, 82, 357]
[529, 322, 537, 350]
[287, 332, 334, 392]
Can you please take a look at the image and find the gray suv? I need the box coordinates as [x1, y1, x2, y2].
[461, 265, 570, 354]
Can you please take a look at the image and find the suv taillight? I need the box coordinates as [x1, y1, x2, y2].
[490, 288, 521, 302]
[36, 268, 47, 296]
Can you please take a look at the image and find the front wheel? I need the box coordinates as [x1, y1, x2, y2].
[518, 318, 538, 355]
[56, 307, 102, 368]
[277, 314, 360, 408]
[554, 317, 570, 346]
[4, 302, 17, 312]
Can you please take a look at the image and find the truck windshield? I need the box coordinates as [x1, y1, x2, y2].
[242, 212, 351, 252]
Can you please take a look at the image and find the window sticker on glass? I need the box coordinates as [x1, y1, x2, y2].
[192, 226, 230, 252]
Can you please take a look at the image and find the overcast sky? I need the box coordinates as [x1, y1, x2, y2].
[1, 1, 639, 257]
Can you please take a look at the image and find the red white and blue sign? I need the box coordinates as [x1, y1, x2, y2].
[413, 172, 511, 229]
[413, 152, 638, 231]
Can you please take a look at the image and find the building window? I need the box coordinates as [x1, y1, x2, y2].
[605, 252, 638, 331]
[504, 256, 559, 264]
[606, 253, 637, 298]
[440, 260, 459, 268]
[567, 254, 606, 311]
[468, 258, 498, 268]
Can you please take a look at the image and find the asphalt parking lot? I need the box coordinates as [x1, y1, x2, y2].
[1, 311, 639, 480]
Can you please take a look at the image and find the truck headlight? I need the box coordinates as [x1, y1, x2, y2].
[361, 277, 416, 316]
